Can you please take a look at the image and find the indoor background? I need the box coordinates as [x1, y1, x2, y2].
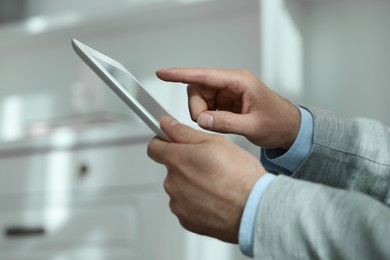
[0, 0, 389, 259]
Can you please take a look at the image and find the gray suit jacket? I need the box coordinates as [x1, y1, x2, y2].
[255, 108, 390, 260]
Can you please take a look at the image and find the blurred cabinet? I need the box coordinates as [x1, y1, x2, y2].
[0, 202, 144, 259]
[0, 122, 186, 259]
[0, 0, 261, 136]
[0, 0, 259, 259]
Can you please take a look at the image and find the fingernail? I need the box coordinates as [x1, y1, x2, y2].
[197, 113, 214, 129]
[162, 116, 179, 127]
[169, 117, 179, 127]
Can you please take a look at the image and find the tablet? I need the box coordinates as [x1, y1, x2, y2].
[72, 39, 170, 141]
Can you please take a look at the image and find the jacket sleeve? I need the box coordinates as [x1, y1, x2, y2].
[293, 107, 390, 206]
[254, 176, 390, 260]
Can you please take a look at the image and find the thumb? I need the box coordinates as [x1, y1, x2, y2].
[160, 116, 210, 144]
[197, 111, 255, 136]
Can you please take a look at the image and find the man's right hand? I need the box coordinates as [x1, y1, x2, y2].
[147, 116, 265, 243]
[156, 68, 300, 150]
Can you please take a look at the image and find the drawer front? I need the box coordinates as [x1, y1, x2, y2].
[0, 192, 168, 259]
[74, 142, 165, 190]
[0, 141, 165, 195]
[0, 205, 137, 248]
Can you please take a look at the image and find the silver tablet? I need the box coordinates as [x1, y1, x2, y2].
[72, 39, 170, 141]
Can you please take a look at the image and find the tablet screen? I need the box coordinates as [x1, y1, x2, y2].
[72, 39, 171, 141]
[95, 56, 169, 123]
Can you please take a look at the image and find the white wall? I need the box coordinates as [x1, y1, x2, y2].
[263, 0, 390, 125]
[303, 0, 390, 125]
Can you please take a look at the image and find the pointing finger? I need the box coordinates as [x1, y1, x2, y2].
[156, 68, 237, 89]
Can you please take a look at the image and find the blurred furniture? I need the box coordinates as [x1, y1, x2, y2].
[0, 118, 187, 259]
[0, 1, 258, 259]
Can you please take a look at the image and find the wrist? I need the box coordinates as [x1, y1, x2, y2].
[280, 102, 301, 150]
[261, 106, 314, 174]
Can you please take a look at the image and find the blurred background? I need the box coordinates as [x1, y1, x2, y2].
[0, 0, 389, 259]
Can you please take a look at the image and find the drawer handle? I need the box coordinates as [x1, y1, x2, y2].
[78, 163, 89, 179]
[4, 226, 46, 238]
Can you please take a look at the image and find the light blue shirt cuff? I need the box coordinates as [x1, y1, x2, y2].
[238, 173, 276, 257]
[262, 106, 314, 174]
[238, 107, 313, 257]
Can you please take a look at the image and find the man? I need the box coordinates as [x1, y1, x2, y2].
[147, 68, 390, 259]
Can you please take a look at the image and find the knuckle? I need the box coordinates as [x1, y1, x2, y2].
[146, 141, 154, 157]
[237, 69, 250, 75]
[237, 69, 254, 78]
[169, 199, 184, 222]
[168, 199, 177, 214]
[163, 175, 175, 196]
[219, 114, 234, 130]
[174, 124, 191, 138]
[178, 218, 191, 231]
[236, 69, 257, 84]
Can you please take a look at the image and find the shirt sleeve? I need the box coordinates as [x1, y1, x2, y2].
[238, 106, 314, 257]
[261, 106, 314, 174]
[238, 173, 276, 257]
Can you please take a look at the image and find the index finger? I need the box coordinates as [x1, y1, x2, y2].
[156, 68, 236, 89]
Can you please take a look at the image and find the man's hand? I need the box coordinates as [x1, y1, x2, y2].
[156, 68, 300, 150]
[147, 116, 266, 243]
